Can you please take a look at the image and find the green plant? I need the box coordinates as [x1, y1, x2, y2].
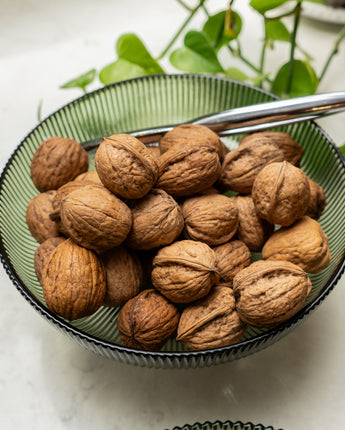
[60, 0, 345, 99]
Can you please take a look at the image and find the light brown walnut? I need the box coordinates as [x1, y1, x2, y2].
[125, 188, 184, 250]
[95, 133, 159, 199]
[30, 136, 89, 192]
[176, 286, 246, 350]
[74, 170, 103, 185]
[151, 240, 219, 303]
[41, 238, 106, 321]
[252, 161, 311, 226]
[261, 216, 331, 273]
[117, 289, 180, 351]
[34, 236, 65, 284]
[181, 194, 238, 246]
[305, 177, 327, 220]
[233, 259, 312, 327]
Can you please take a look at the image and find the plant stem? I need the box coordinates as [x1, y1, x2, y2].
[157, 0, 207, 59]
[319, 26, 345, 83]
[285, 1, 301, 96]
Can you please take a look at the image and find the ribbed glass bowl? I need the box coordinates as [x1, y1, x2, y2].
[168, 420, 281, 430]
[1, 74, 345, 369]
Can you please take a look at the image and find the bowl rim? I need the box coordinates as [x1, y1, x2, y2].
[1, 73, 345, 364]
[168, 418, 280, 429]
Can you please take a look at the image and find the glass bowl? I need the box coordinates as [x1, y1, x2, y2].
[1, 74, 345, 369]
[169, 420, 281, 430]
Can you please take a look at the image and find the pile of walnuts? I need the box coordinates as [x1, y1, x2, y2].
[26, 124, 331, 352]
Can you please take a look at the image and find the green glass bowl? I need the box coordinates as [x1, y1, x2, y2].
[169, 420, 281, 430]
[1, 74, 345, 369]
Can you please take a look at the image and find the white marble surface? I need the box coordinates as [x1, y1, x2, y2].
[1, 1, 345, 429]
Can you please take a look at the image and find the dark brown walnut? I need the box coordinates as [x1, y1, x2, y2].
[146, 145, 161, 160]
[125, 188, 184, 250]
[233, 259, 312, 328]
[230, 194, 274, 251]
[159, 123, 226, 160]
[60, 184, 132, 252]
[117, 289, 180, 351]
[151, 240, 219, 303]
[240, 131, 304, 166]
[305, 177, 327, 219]
[252, 161, 311, 226]
[34, 237, 65, 284]
[101, 246, 143, 307]
[262, 216, 331, 274]
[176, 286, 246, 350]
[217, 139, 284, 194]
[41, 238, 106, 321]
[213, 240, 251, 286]
[181, 194, 239, 246]
[95, 133, 159, 199]
[74, 170, 103, 185]
[156, 142, 221, 197]
[26, 191, 60, 243]
[30, 136, 89, 192]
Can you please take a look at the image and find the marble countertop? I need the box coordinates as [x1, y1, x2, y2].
[0, 1, 345, 429]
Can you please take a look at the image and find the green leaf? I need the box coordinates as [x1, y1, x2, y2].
[202, 10, 242, 51]
[116, 33, 164, 74]
[170, 30, 224, 73]
[271, 59, 319, 97]
[224, 67, 249, 82]
[60, 69, 96, 92]
[250, 0, 290, 14]
[99, 59, 148, 85]
[265, 20, 290, 42]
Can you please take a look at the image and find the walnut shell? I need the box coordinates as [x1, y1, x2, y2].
[261, 216, 331, 273]
[151, 240, 219, 303]
[231, 194, 274, 251]
[41, 238, 106, 321]
[159, 124, 226, 160]
[240, 131, 304, 166]
[26, 191, 60, 243]
[213, 240, 251, 286]
[216, 139, 284, 194]
[34, 237, 65, 284]
[146, 145, 161, 160]
[156, 142, 221, 197]
[101, 246, 143, 307]
[74, 170, 103, 185]
[30, 137, 89, 192]
[181, 194, 238, 245]
[233, 260, 312, 327]
[95, 133, 159, 199]
[125, 188, 184, 250]
[305, 177, 327, 219]
[60, 184, 132, 251]
[252, 161, 311, 226]
[176, 286, 246, 350]
[117, 289, 180, 351]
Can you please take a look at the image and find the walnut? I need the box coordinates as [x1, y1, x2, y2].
[217, 138, 284, 194]
[176, 286, 246, 350]
[305, 177, 327, 219]
[41, 238, 106, 321]
[261, 216, 331, 273]
[181, 194, 238, 245]
[151, 240, 219, 303]
[231, 194, 274, 251]
[101, 246, 143, 307]
[26, 191, 60, 243]
[60, 184, 132, 252]
[74, 170, 103, 185]
[146, 145, 161, 159]
[240, 131, 304, 166]
[34, 237, 65, 284]
[125, 188, 184, 250]
[159, 124, 226, 160]
[95, 133, 159, 199]
[213, 240, 251, 286]
[117, 289, 180, 351]
[156, 142, 221, 197]
[30, 136, 89, 192]
[252, 161, 311, 226]
[233, 260, 312, 327]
